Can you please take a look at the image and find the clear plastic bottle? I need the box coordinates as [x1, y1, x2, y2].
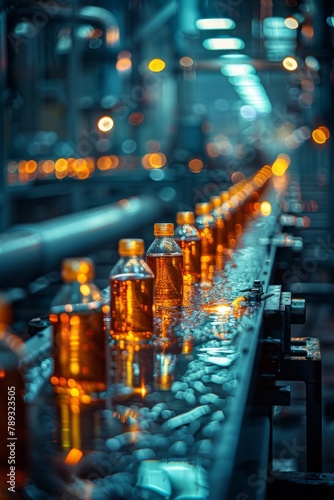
[174, 211, 201, 285]
[109, 239, 154, 342]
[194, 203, 216, 284]
[49, 257, 107, 397]
[220, 191, 235, 248]
[146, 223, 183, 309]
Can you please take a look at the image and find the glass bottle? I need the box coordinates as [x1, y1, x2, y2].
[49, 257, 107, 397]
[194, 203, 216, 284]
[109, 239, 154, 342]
[210, 196, 227, 271]
[146, 223, 183, 309]
[174, 211, 201, 285]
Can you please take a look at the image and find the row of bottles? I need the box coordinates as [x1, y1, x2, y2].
[49, 165, 272, 452]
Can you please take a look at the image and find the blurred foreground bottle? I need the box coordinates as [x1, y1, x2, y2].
[146, 223, 183, 309]
[0, 297, 27, 495]
[50, 259, 108, 453]
[194, 203, 216, 284]
[50, 258, 107, 397]
[174, 211, 201, 285]
[109, 239, 154, 342]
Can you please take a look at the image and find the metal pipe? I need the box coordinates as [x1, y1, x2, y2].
[10, 3, 120, 49]
[0, 194, 167, 287]
[133, 1, 178, 43]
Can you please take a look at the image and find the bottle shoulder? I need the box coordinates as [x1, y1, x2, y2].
[174, 224, 200, 240]
[50, 281, 102, 311]
[195, 214, 216, 228]
[110, 256, 154, 279]
[146, 237, 182, 255]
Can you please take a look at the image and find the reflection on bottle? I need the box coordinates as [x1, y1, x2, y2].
[52, 391, 107, 452]
[51, 309, 107, 396]
[154, 344, 178, 391]
[110, 339, 154, 403]
[154, 308, 182, 390]
[50, 258, 107, 398]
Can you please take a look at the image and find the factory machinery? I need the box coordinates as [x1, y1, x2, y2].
[0, 164, 328, 500]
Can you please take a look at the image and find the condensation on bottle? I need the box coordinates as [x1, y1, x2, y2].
[146, 223, 183, 309]
[109, 239, 154, 342]
[174, 211, 201, 285]
[194, 203, 216, 284]
[49, 258, 107, 398]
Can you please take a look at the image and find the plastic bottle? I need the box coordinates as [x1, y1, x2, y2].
[229, 184, 244, 238]
[174, 211, 201, 285]
[220, 191, 235, 248]
[109, 239, 154, 342]
[49, 257, 107, 397]
[194, 203, 216, 284]
[210, 196, 227, 271]
[146, 223, 183, 309]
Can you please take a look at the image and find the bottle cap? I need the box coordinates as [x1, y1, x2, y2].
[220, 191, 230, 203]
[154, 223, 174, 236]
[195, 203, 211, 215]
[210, 196, 221, 209]
[119, 239, 145, 256]
[176, 212, 195, 225]
[61, 258, 95, 283]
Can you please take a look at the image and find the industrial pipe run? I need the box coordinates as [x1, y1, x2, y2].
[0, 194, 168, 287]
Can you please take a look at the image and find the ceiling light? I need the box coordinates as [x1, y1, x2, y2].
[284, 17, 299, 29]
[282, 56, 298, 71]
[228, 74, 260, 86]
[203, 38, 245, 50]
[196, 18, 236, 30]
[221, 64, 255, 76]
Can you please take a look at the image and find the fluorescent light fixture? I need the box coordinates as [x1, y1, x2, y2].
[221, 63, 255, 76]
[203, 38, 245, 50]
[228, 74, 260, 86]
[196, 18, 236, 30]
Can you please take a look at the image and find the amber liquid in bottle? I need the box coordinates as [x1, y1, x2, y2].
[146, 254, 183, 308]
[213, 216, 227, 271]
[198, 226, 215, 284]
[110, 274, 154, 341]
[50, 308, 106, 394]
[174, 238, 201, 284]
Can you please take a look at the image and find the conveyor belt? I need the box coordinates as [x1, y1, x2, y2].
[19, 188, 280, 500]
